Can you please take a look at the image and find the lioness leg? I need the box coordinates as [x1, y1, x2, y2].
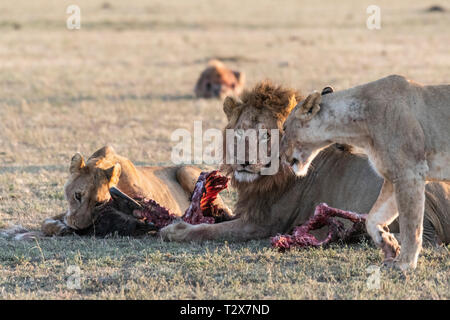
[176, 166, 233, 217]
[160, 218, 266, 242]
[366, 180, 400, 261]
[393, 176, 426, 270]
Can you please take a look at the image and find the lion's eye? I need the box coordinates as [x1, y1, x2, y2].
[74, 192, 82, 202]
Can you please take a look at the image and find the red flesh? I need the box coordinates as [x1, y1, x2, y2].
[133, 170, 229, 228]
[271, 203, 367, 251]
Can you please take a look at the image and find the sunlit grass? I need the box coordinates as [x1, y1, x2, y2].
[0, 0, 449, 299]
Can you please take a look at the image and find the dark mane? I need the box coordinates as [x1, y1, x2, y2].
[221, 81, 303, 224]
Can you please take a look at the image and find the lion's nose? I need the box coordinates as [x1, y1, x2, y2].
[213, 84, 222, 96]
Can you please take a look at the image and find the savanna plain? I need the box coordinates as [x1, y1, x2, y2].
[0, 0, 449, 299]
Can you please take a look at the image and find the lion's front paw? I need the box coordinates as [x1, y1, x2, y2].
[380, 231, 400, 260]
[0, 225, 40, 241]
[382, 257, 396, 269]
[41, 218, 73, 236]
[13, 231, 41, 241]
[382, 257, 414, 274]
[381, 259, 408, 279]
[159, 221, 195, 242]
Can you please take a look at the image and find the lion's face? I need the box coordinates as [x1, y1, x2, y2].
[221, 81, 301, 184]
[226, 107, 281, 183]
[281, 90, 332, 176]
[63, 153, 121, 230]
[195, 60, 245, 99]
[281, 113, 326, 176]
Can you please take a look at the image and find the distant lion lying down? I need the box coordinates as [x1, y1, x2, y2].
[194, 60, 245, 99]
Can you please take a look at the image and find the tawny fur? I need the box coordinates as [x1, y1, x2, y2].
[195, 60, 245, 99]
[281, 74, 450, 271]
[41, 146, 231, 236]
[160, 81, 450, 247]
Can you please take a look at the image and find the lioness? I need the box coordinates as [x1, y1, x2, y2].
[41, 145, 231, 236]
[161, 81, 450, 249]
[280, 75, 450, 270]
[194, 60, 245, 99]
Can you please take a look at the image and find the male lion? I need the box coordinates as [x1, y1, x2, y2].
[280, 75, 450, 270]
[194, 60, 245, 99]
[160, 81, 450, 248]
[41, 145, 231, 236]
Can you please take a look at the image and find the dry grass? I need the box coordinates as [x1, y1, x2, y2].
[0, 0, 449, 299]
[0, 237, 448, 299]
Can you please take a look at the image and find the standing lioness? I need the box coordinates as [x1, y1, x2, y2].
[281, 75, 450, 271]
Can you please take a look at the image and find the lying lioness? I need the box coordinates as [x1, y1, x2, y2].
[41, 146, 231, 236]
[280, 75, 450, 270]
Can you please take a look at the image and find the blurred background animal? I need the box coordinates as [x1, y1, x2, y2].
[194, 59, 245, 99]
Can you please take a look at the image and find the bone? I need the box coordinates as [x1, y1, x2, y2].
[182, 170, 231, 224]
[271, 203, 367, 251]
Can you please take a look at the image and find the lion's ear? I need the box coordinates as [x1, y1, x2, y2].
[321, 86, 334, 95]
[89, 145, 115, 160]
[105, 163, 121, 188]
[223, 96, 240, 121]
[295, 91, 321, 121]
[70, 153, 85, 174]
[233, 71, 245, 86]
[208, 59, 225, 69]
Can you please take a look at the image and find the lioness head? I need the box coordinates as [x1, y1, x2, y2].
[221, 81, 302, 187]
[64, 146, 121, 230]
[195, 60, 245, 99]
[281, 87, 334, 176]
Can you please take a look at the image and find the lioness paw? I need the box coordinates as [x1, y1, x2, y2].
[42, 219, 72, 236]
[0, 225, 38, 241]
[380, 231, 401, 260]
[159, 221, 193, 241]
[14, 231, 41, 241]
[382, 257, 415, 274]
